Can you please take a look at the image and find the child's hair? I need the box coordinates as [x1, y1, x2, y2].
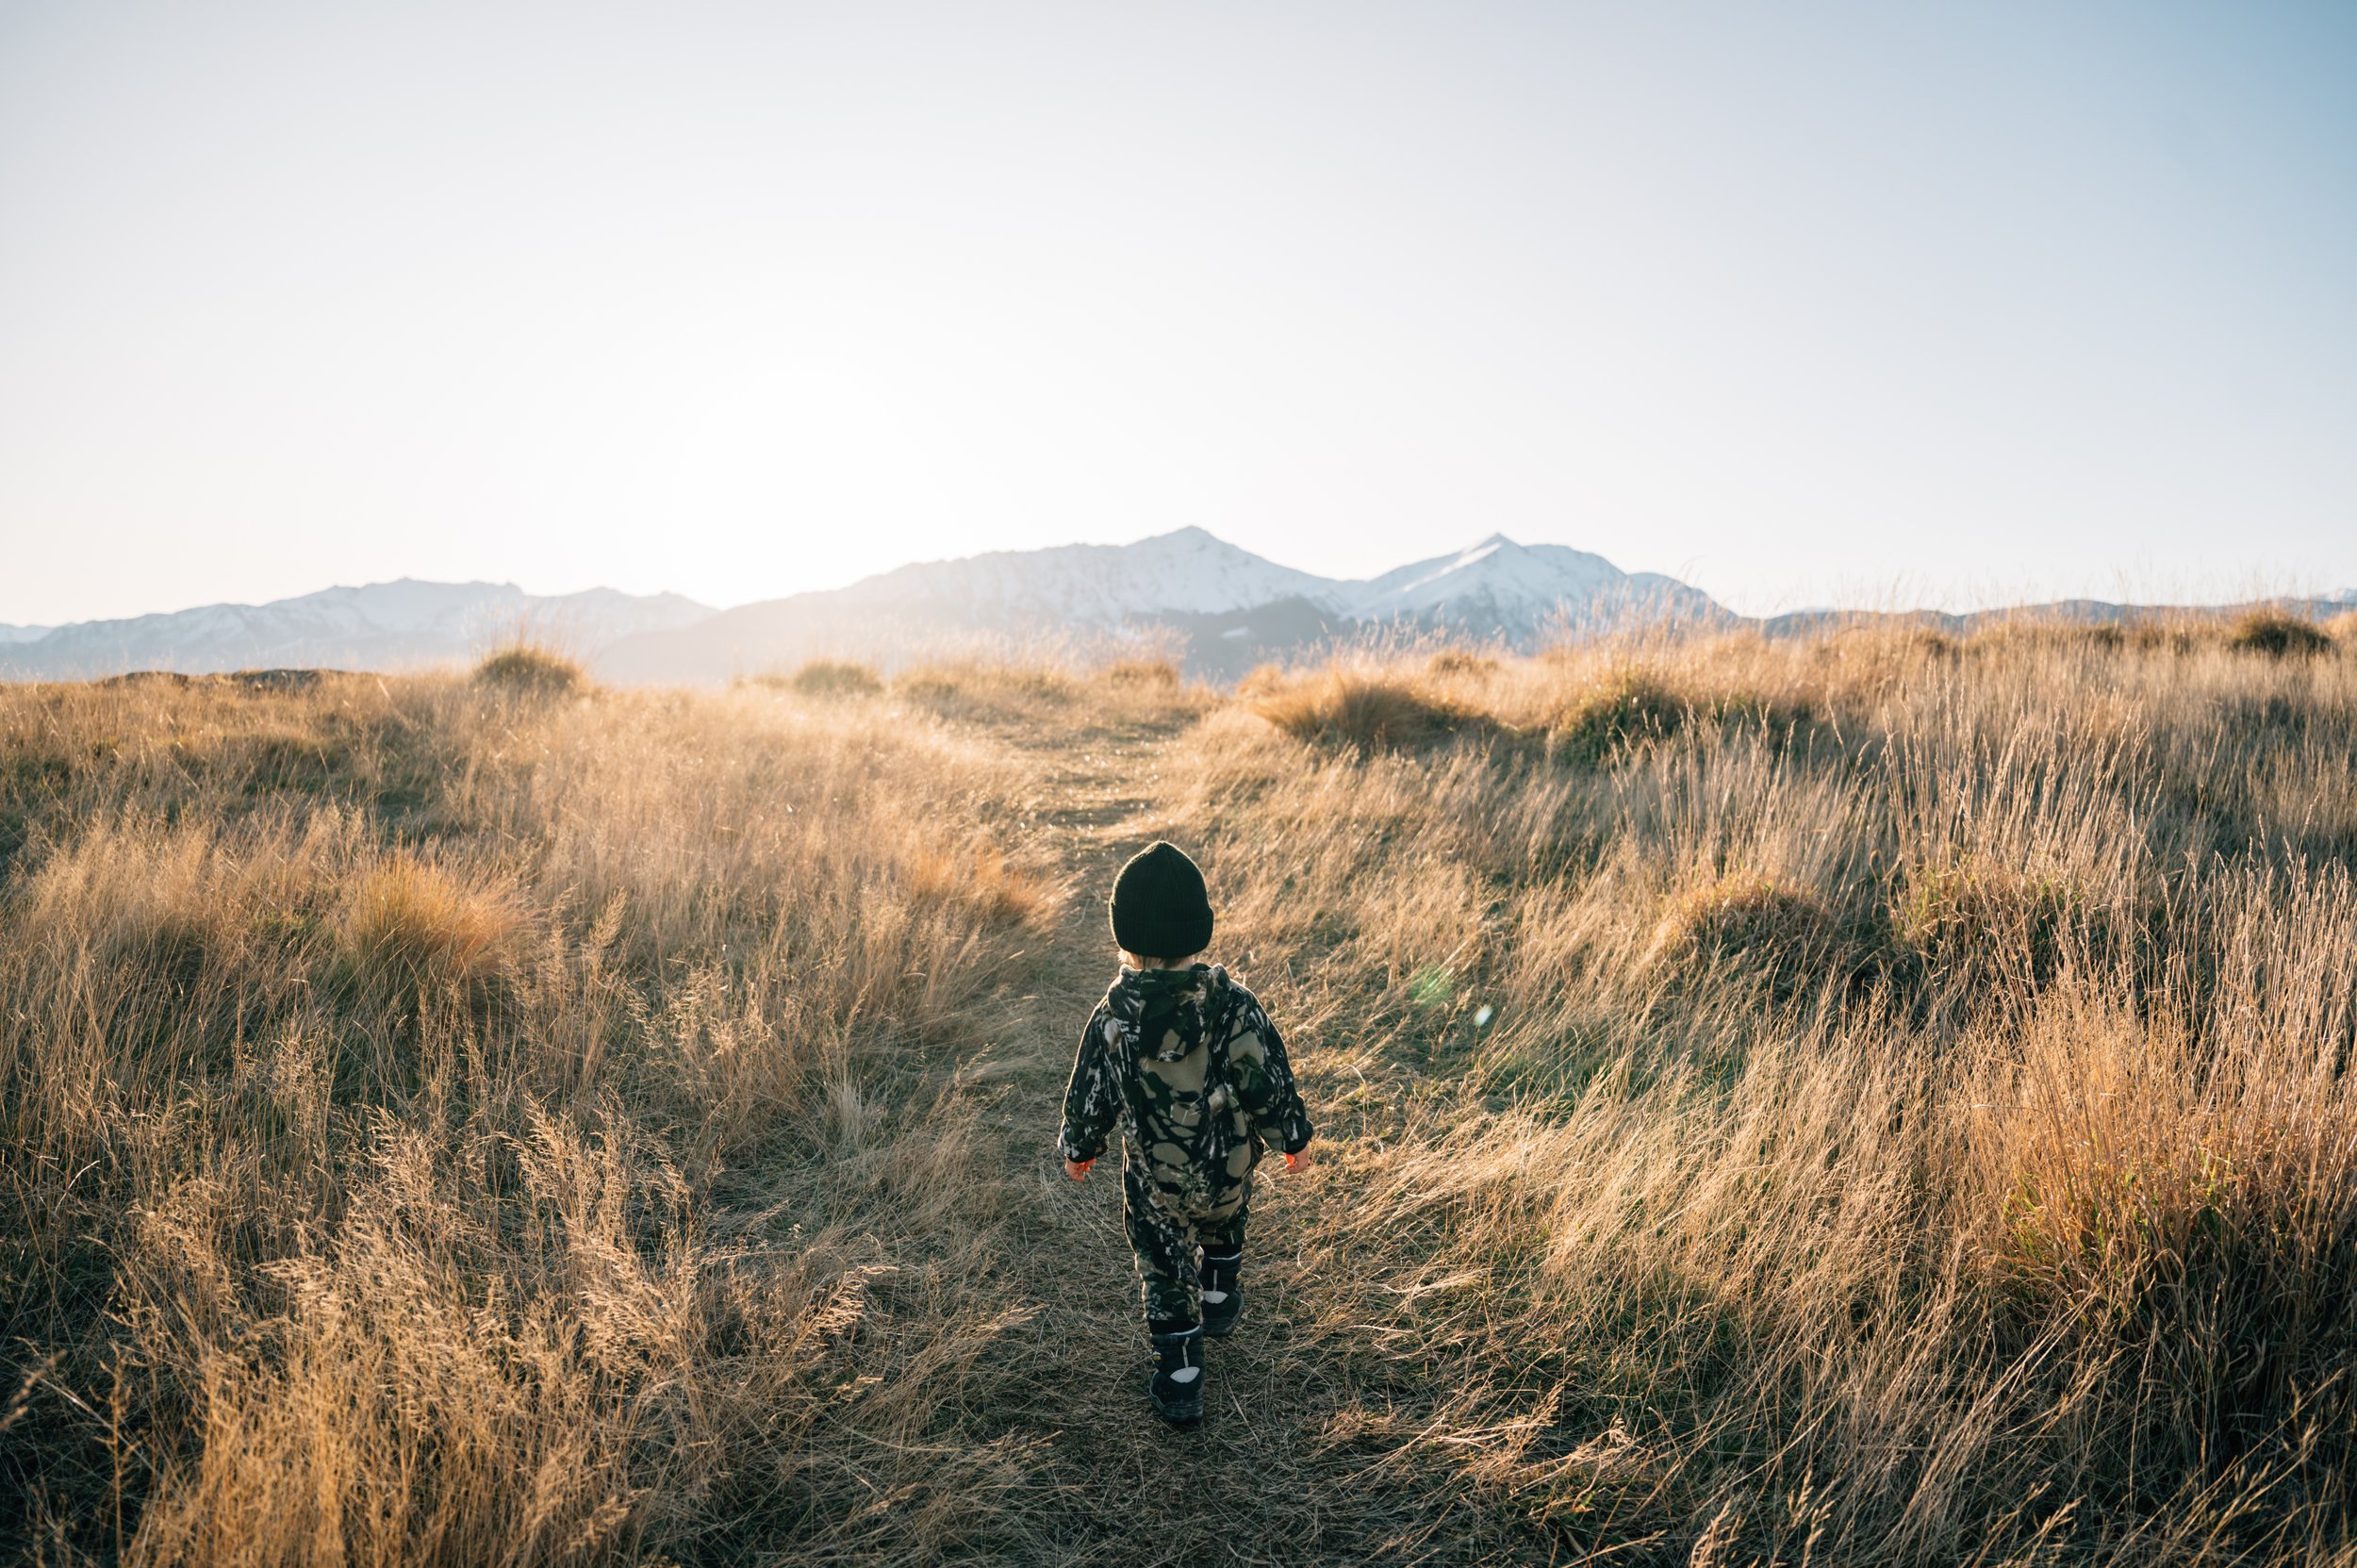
[1120, 948, 1200, 969]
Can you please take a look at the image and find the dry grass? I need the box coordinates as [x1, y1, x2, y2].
[1102, 657, 1181, 688]
[1542, 665, 1692, 765]
[2226, 607, 2336, 659]
[1249, 667, 1488, 751]
[473, 640, 585, 695]
[770, 657, 884, 696]
[1640, 869, 1881, 1005]
[5, 611, 2356, 1565]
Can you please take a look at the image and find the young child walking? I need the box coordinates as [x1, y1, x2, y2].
[1059, 840, 1314, 1425]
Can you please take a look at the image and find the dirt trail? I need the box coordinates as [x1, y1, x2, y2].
[924, 711, 1482, 1568]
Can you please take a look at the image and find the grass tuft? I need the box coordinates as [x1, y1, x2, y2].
[1101, 657, 1181, 688]
[783, 658, 884, 696]
[1893, 853, 2102, 1006]
[2226, 608, 2334, 659]
[473, 641, 585, 695]
[338, 855, 520, 997]
[1546, 667, 1689, 765]
[1251, 670, 1484, 751]
[1641, 871, 1878, 1003]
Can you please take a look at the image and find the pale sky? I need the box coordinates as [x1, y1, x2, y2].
[2, 0, 2351, 626]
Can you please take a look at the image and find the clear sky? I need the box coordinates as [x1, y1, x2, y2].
[2, 0, 2351, 625]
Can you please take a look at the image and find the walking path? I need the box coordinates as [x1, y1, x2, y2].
[916, 704, 1509, 1567]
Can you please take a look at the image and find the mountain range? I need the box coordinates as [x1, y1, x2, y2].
[4, 530, 2349, 685]
[0, 581, 713, 683]
[591, 528, 1725, 684]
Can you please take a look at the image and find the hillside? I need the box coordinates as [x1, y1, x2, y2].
[4, 611, 2356, 1563]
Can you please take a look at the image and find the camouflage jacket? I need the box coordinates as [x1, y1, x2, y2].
[1060, 964, 1314, 1220]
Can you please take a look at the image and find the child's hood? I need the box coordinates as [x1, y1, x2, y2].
[1106, 963, 1232, 1059]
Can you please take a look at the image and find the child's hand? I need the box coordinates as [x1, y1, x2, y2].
[1063, 1158, 1094, 1180]
[1284, 1147, 1310, 1174]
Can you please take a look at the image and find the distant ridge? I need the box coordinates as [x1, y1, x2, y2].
[592, 528, 1728, 684]
[0, 580, 713, 682]
[8, 536, 2347, 687]
[1760, 587, 2357, 641]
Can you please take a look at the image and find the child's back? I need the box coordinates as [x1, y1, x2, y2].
[1058, 842, 1313, 1425]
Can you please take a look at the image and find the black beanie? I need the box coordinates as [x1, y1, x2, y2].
[1109, 841, 1214, 960]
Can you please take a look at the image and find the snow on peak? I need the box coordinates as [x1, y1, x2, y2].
[810, 527, 1722, 635]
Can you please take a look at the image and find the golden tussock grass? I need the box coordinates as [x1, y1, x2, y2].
[473, 640, 585, 695]
[1102, 656, 1181, 688]
[4, 611, 2356, 1565]
[1249, 667, 1486, 751]
[767, 657, 884, 696]
[2226, 607, 2336, 659]
[337, 854, 522, 997]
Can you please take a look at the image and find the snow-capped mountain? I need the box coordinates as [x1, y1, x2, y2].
[0, 580, 714, 682]
[1330, 534, 1719, 636]
[595, 528, 1728, 683]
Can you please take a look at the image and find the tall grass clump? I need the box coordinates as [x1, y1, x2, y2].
[779, 657, 883, 696]
[1543, 664, 1689, 765]
[1100, 656, 1180, 688]
[2226, 607, 2335, 659]
[473, 639, 585, 695]
[1250, 667, 1485, 751]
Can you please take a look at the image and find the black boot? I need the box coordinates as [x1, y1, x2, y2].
[1147, 1323, 1204, 1424]
[1199, 1247, 1243, 1339]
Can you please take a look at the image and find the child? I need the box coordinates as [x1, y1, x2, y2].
[1059, 840, 1314, 1425]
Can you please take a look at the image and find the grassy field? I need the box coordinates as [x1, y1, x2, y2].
[4, 614, 2356, 1565]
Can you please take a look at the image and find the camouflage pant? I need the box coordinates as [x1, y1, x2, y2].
[1124, 1164, 1249, 1325]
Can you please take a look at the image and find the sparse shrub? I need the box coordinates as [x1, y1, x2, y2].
[1251, 670, 1481, 751]
[473, 641, 584, 695]
[2327, 609, 2357, 645]
[1546, 668, 1687, 765]
[2226, 608, 2333, 659]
